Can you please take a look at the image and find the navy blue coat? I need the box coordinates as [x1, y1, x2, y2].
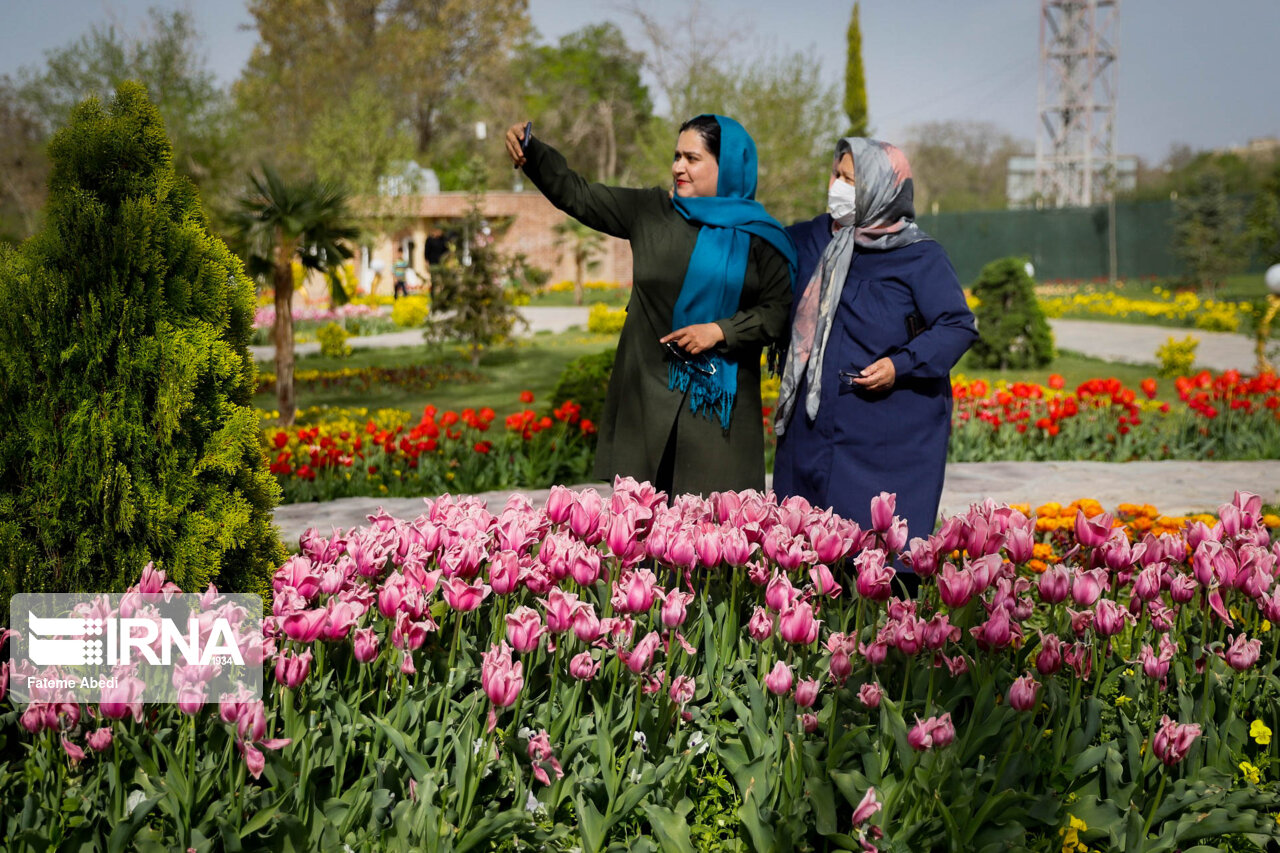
[773, 214, 977, 548]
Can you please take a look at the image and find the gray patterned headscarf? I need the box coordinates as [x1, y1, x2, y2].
[774, 137, 932, 434]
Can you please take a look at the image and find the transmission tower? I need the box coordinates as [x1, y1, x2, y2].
[1034, 0, 1119, 207]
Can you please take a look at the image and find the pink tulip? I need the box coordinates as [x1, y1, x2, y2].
[569, 651, 601, 680]
[99, 677, 145, 722]
[377, 573, 407, 619]
[795, 677, 820, 708]
[971, 607, 1020, 651]
[1064, 642, 1093, 679]
[612, 568, 659, 614]
[321, 598, 361, 641]
[721, 528, 756, 566]
[1035, 633, 1063, 675]
[763, 528, 813, 572]
[619, 631, 662, 674]
[764, 660, 794, 696]
[665, 527, 699, 570]
[1139, 637, 1174, 680]
[1207, 589, 1233, 626]
[810, 525, 847, 566]
[1073, 510, 1114, 548]
[542, 588, 583, 633]
[86, 727, 113, 753]
[275, 648, 313, 689]
[830, 648, 854, 683]
[659, 588, 695, 628]
[1004, 526, 1035, 564]
[1147, 601, 1176, 632]
[1132, 565, 1163, 601]
[572, 605, 603, 643]
[693, 524, 723, 568]
[764, 571, 798, 612]
[905, 536, 941, 578]
[241, 741, 266, 780]
[857, 682, 883, 708]
[1071, 568, 1107, 607]
[392, 611, 432, 651]
[852, 787, 882, 826]
[442, 577, 491, 611]
[545, 485, 576, 524]
[907, 712, 956, 750]
[353, 627, 380, 663]
[854, 550, 894, 602]
[489, 550, 524, 595]
[1152, 716, 1201, 766]
[567, 541, 604, 585]
[506, 607, 546, 654]
[795, 712, 816, 733]
[937, 563, 976, 609]
[568, 489, 605, 542]
[870, 492, 896, 533]
[669, 675, 696, 706]
[1008, 673, 1040, 712]
[1186, 519, 1219, 551]
[1093, 598, 1131, 637]
[922, 613, 960, 650]
[860, 639, 888, 666]
[604, 510, 642, 564]
[779, 599, 820, 645]
[747, 606, 775, 641]
[1037, 564, 1070, 604]
[1168, 573, 1197, 604]
[281, 608, 328, 643]
[1221, 633, 1262, 671]
[809, 564, 843, 598]
[1192, 540, 1222, 587]
[481, 642, 524, 708]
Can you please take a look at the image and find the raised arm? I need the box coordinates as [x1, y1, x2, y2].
[505, 122, 649, 240]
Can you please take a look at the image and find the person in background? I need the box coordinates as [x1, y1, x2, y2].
[506, 114, 796, 497]
[392, 245, 409, 299]
[772, 137, 977, 589]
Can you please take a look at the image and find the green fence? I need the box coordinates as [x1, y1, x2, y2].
[918, 198, 1264, 284]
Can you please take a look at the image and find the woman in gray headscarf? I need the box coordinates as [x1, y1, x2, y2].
[773, 137, 977, 573]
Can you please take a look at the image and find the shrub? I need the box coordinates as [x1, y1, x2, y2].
[551, 348, 616, 428]
[390, 294, 430, 328]
[1194, 304, 1240, 332]
[0, 83, 283, 615]
[968, 257, 1056, 369]
[587, 303, 626, 334]
[316, 321, 353, 357]
[1156, 335, 1199, 378]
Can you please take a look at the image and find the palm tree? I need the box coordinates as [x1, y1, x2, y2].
[553, 219, 605, 305]
[230, 166, 358, 425]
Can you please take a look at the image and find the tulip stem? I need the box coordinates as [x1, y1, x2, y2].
[1140, 773, 1167, 840]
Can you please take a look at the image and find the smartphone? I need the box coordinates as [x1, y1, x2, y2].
[514, 121, 532, 169]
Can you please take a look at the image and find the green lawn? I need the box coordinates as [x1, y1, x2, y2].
[526, 287, 630, 308]
[254, 329, 1190, 426]
[254, 331, 619, 420]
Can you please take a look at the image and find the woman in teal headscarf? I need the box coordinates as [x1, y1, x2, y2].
[506, 115, 796, 497]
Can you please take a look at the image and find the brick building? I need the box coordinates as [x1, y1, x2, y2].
[349, 191, 633, 298]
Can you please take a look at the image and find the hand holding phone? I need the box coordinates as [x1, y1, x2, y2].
[513, 121, 532, 169]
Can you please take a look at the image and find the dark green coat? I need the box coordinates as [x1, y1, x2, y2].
[523, 138, 792, 495]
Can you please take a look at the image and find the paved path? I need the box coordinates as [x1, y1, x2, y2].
[249, 306, 592, 362]
[1048, 319, 1261, 373]
[271, 460, 1280, 544]
[251, 311, 1263, 374]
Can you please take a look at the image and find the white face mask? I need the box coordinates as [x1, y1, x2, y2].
[827, 179, 858, 226]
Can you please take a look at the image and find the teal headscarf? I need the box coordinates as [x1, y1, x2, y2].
[669, 115, 798, 429]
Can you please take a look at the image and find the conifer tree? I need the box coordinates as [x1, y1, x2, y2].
[844, 2, 870, 138]
[969, 257, 1056, 370]
[0, 83, 283, 612]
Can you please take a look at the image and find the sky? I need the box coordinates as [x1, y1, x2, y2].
[2, 0, 1277, 164]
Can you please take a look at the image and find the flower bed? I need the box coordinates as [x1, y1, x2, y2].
[4, 486, 1280, 850]
[264, 393, 596, 502]
[255, 363, 483, 396]
[1038, 284, 1248, 332]
[950, 370, 1280, 461]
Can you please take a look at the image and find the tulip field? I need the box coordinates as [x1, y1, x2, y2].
[264, 370, 1280, 503]
[4, 482, 1280, 851]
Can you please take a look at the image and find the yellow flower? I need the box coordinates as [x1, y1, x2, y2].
[1239, 761, 1262, 784]
[1251, 720, 1272, 746]
[1115, 695, 1132, 705]
[1264, 620, 1272, 634]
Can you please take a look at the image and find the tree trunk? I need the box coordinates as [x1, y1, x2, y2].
[574, 253, 585, 306]
[273, 237, 297, 426]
